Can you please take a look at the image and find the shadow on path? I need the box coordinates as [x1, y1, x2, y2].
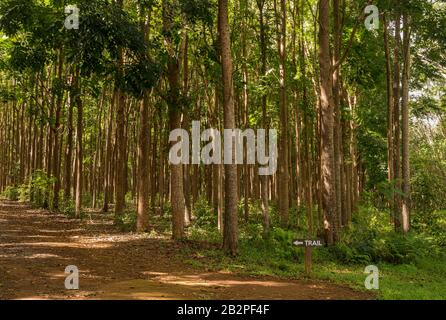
[0, 201, 373, 300]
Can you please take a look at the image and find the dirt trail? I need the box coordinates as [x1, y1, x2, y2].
[0, 201, 372, 300]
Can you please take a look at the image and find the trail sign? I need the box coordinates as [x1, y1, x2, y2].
[292, 239, 324, 248]
[292, 239, 324, 275]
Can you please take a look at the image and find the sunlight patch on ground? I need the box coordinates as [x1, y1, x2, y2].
[24, 253, 63, 259]
[0, 241, 113, 249]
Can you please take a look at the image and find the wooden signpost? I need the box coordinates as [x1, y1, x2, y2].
[292, 239, 324, 274]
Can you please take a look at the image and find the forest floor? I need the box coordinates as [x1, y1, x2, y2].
[0, 200, 374, 300]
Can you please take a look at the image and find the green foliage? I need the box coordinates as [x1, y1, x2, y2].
[115, 210, 137, 232]
[181, 203, 446, 299]
[18, 183, 29, 202]
[9, 42, 47, 73]
[59, 197, 76, 218]
[319, 207, 445, 265]
[192, 195, 216, 229]
[326, 230, 439, 265]
[411, 118, 446, 213]
[27, 170, 55, 208]
[0, 0, 37, 36]
[1, 186, 19, 201]
[413, 210, 446, 247]
[121, 58, 161, 98]
[179, 0, 216, 26]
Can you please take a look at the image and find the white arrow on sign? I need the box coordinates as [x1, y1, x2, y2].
[293, 239, 325, 247]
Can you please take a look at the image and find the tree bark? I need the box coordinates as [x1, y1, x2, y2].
[275, 0, 290, 227]
[383, 13, 394, 218]
[319, 0, 336, 244]
[219, 0, 238, 255]
[393, 7, 402, 231]
[74, 70, 83, 218]
[401, 12, 411, 233]
[163, 0, 185, 239]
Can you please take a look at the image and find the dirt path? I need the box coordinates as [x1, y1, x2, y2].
[0, 201, 372, 300]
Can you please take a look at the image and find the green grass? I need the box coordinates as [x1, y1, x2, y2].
[179, 239, 446, 300]
[115, 198, 446, 300]
[315, 259, 446, 299]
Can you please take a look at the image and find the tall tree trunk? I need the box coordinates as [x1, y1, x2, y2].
[275, 0, 290, 227]
[114, 0, 127, 217]
[256, 0, 270, 233]
[393, 6, 402, 231]
[52, 49, 63, 210]
[401, 12, 411, 233]
[163, 0, 185, 239]
[383, 13, 394, 218]
[332, 0, 343, 229]
[319, 0, 336, 244]
[74, 70, 83, 218]
[64, 80, 74, 204]
[137, 93, 151, 232]
[102, 90, 114, 212]
[182, 31, 192, 227]
[136, 5, 152, 232]
[219, 0, 238, 255]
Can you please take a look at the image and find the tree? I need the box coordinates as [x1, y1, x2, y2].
[163, 0, 185, 240]
[114, 0, 127, 218]
[319, 0, 336, 244]
[401, 11, 411, 233]
[219, 0, 238, 255]
[275, 0, 290, 227]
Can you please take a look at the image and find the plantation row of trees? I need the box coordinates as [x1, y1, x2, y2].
[0, 0, 444, 255]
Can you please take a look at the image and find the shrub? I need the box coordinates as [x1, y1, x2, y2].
[60, 198, 76, 218]
[322, 207, 444, 265]
[193, 195, 216, 229]
[18, 183, 30, 202]
[29, 170, 54, 208]
[115, 210, 137, 232]
[2, 186, 19, 201]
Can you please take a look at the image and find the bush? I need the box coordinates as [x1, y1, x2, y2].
[115, 210, 137, 232]
[18, 183, 30, 202]
[2, 186, 19, 201]
[233, 226, 301, 273]
[321, 207, 444, 265]
[413, 210, 446, 247]
[29, 170, 54, 208]
[193, 195, 216, 229]
[60, 198, 76, 218]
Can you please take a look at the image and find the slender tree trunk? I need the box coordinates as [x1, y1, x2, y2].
[275, 0, 290, 227]
[64, 76, 74, 203]
[182, 31, 192, 227]
[136, 5, 152, 232]
[319, 0, 336, 244]
[219, 0, 238, 255]
[383, 13, 394, 217]
[393, 7, 402, 231]
[114, 0, 127, 217]
[163, 0, 185, 239]
[74, 70, 83, 218]
[332, 0, 343, 229]
[137, 93, 151, 232]
[401, 13, 411, 233]
[102, 90, 114, 212]
[52, 50, 64, 210]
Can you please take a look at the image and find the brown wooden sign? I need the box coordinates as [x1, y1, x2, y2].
[292, 239, 324, 248]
